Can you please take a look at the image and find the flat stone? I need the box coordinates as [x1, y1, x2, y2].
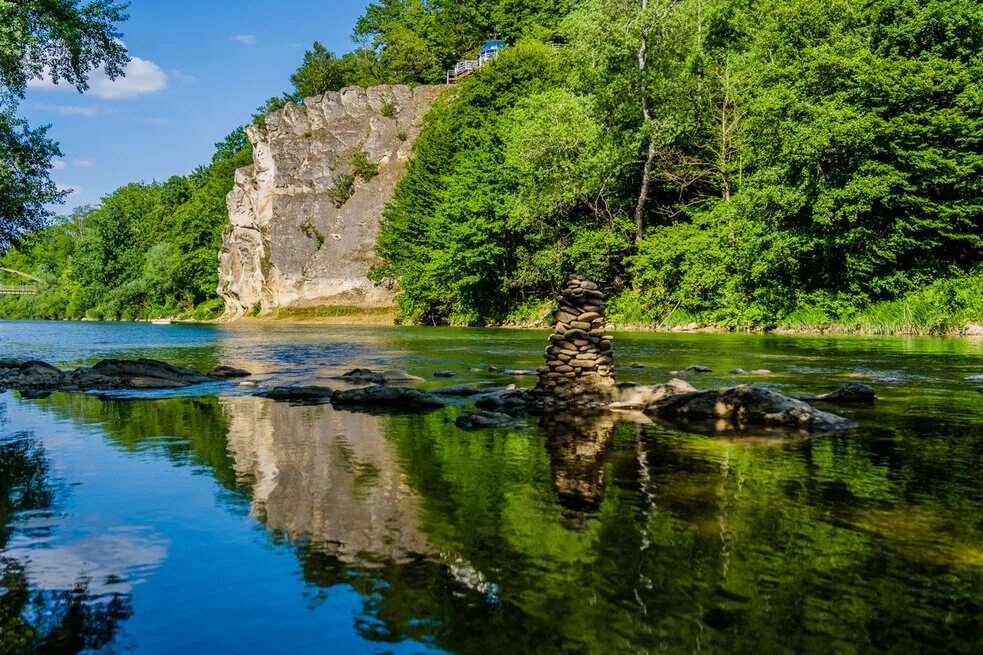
[331, 385, 445, 410]
[569, 321, 592, 331]
[578, 311, 601, 322]
[260, 386, 334, 402]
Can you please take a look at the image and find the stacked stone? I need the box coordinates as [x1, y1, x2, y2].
[536, 272, 616, 404]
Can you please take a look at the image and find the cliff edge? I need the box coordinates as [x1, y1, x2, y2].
[218, 84, 442, 317]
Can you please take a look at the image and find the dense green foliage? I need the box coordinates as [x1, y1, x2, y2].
[0, 137, 251, 320]
[0, 0, 128, 247]
[2, 0, 980, 331]
[368, 0, 983, 330]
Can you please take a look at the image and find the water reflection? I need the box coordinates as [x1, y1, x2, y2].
[2, 338, 983, 653]
[221, 397, 433, 562]
[540, 411, 618, 519]
[0, 433, 136, 653]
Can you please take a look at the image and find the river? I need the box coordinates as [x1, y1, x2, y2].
[1, 320, 982, 653]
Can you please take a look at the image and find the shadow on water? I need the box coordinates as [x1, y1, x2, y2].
[2, 324, 983, 653]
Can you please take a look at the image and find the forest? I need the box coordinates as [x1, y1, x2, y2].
[1, 0, 981, 331]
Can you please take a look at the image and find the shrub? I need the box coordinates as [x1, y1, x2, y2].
[350, 149, 379, 181]
[326, 173, 355, 207]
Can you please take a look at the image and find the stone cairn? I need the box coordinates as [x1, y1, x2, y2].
[535, 272, 616, 406]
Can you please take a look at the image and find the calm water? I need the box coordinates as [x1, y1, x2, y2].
[1, 320, 983, 653]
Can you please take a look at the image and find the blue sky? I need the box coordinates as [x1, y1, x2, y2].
[23, 0, 370, 211]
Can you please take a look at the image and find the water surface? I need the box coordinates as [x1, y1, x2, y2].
[2, 321, 982, 653]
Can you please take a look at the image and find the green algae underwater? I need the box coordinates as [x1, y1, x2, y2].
[1, 320, 982, 653]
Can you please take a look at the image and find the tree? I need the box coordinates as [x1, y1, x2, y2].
[0, 0, 129, 248]
[290, 42, 350, 99]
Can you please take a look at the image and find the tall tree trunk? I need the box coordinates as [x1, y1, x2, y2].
[633, 0, 653, 241]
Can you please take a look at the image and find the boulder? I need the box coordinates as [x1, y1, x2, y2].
[434, 370, 457, 378]
[259, 386, 334, 402]
[208, 365, 252, 379]
[609, 379, 698, 410]
[331, 385, 445, 410]
[455, 411, 523, 430]
[645, 384, 855, 432]
[681, 365, 712, 373]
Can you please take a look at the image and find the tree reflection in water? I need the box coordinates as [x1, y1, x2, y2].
[10, 389, 983, 654]
[0, 434, 133, 655]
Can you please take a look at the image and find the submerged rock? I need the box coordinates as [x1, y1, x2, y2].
[964, 374, 983, 383]
[455, 411, 523, 430]
[432, 384, 487, 397]
[681, 365, 712, 373]
[433, 370, 457, 378]
[644, 384, 855, 432]
[260, 386, 334, 402]
[795, 383, 876, 404]
[332, 368, 425, 384]
[331, 385, 445, 410]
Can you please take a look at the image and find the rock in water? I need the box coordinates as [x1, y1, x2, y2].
[259, 386, 334, 402]
[645, 384, 855, 432]
[455, 411, 522, 430]
[331, 368, 425, 384]
[218, 85, 442, 317]
[209, 365, 252, 379]
[795, 383, 876, 404]
[534, 272, 617, 406]
[331, 386, 445, 410]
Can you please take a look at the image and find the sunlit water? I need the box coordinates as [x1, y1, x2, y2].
[1, 320, 982, 653]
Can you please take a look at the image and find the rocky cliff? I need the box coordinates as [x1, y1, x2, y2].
[218, 85, 442, 317]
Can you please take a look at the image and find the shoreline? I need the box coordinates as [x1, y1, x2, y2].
[207, 313, 983, 338]
[4, 312, 982, 338]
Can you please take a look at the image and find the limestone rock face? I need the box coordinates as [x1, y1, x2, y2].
[218, 85, 443, 317]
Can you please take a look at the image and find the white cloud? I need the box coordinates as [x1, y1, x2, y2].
[128, 117, 169, 126]
[72, 159, 95, 168]
[231, 34, 257, 45]
[171, 69, 196, 82]
[52, 158, 67, 170]
[28, 56, 167, 100]
[286, 42, 305, 49]
[33, 102, 101, 117]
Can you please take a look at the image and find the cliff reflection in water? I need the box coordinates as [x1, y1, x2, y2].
[220, 397, 433, 563]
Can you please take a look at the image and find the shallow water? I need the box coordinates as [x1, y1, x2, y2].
[1, 320, 983, 653]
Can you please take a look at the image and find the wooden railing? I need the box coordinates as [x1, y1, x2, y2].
[0, 288, 36, 296]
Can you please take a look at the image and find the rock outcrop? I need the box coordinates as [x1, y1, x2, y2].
[218, 85, 442, 317]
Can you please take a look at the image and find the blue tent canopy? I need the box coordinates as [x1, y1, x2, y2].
[480, 40, 506, 55]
